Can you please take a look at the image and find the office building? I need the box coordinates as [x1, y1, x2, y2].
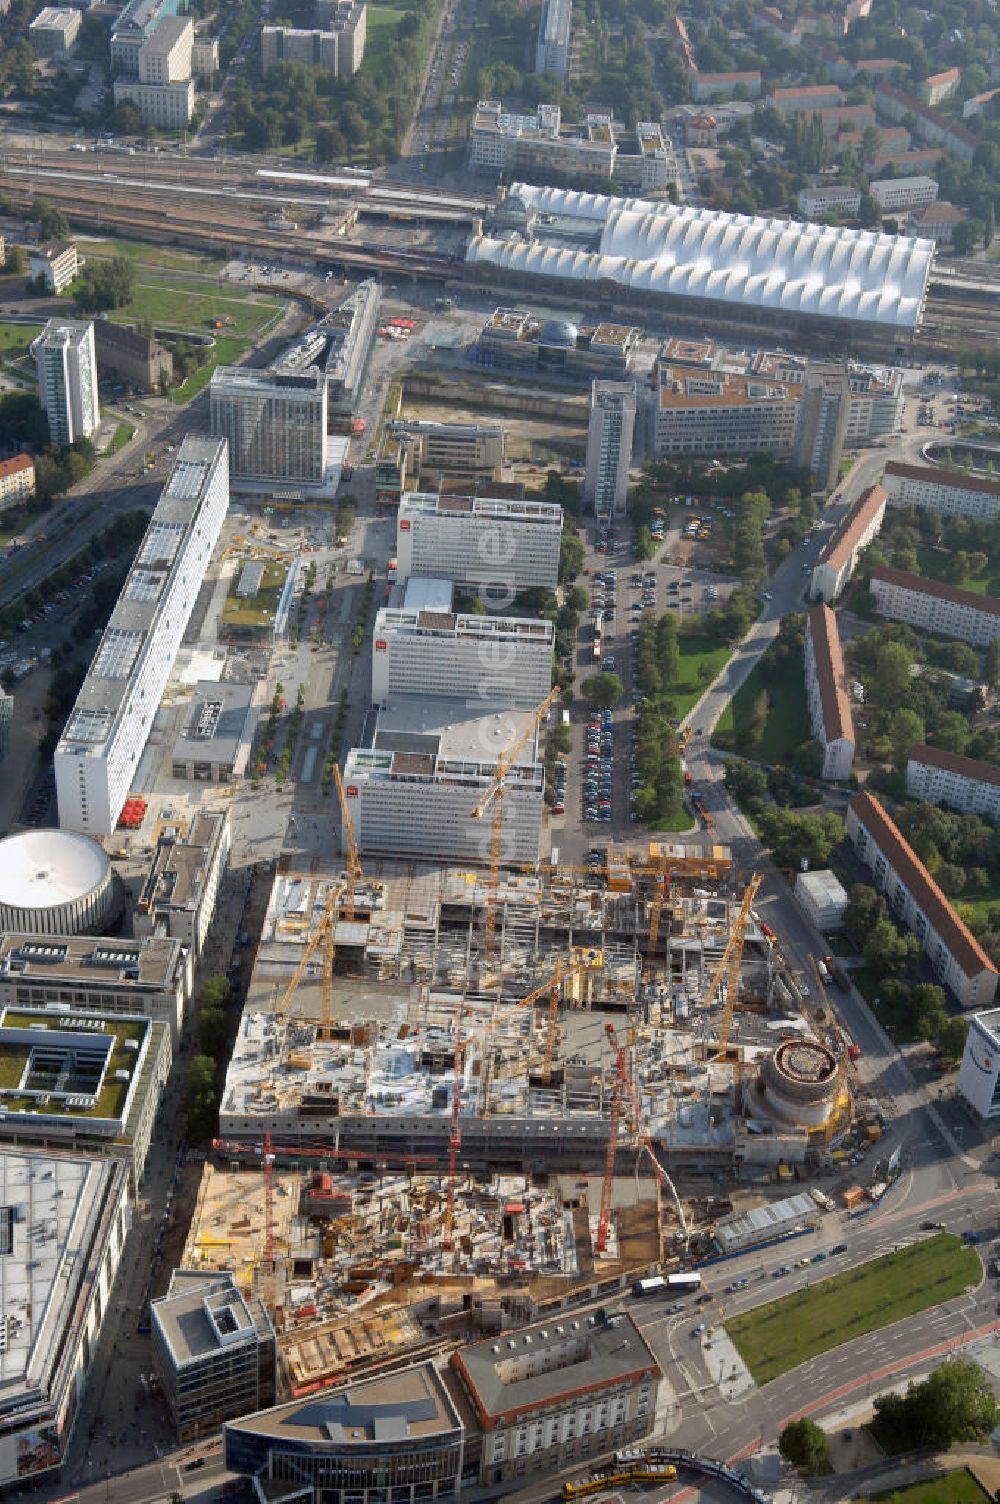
[343, 698, 544, 864]
[843, 363, 905, 444]
[535, 0, 570, 78]
[0, 1003, 171, 1183]
[31, 320, 99, 446]
[0, 932, 190, 1044]
[324, 279, 380, 418]
[793, 366, 850, 490]
[847, 791, 998, 1009]
[386, 420, 505, 485]
[152, 1271, 275, 1440]
[94, 317, 173, 392]
[191, 34, 218, 76]
[956, 1008, 1000, 1120]
[653, 364, 801, 461]
[585, 380, 636, 517]
[28, 241, 78, 294]
[55, 436, 229, 837]
[906, 745, 1000, 819]
[0, 1146, 130, 1487]
[210, 367, 327, 485]
[882, 460, 1000, 520]
[261, 25, 338, 69]
[811, 483, 886, 603]
[170, 682, 259, 782]
[468, 103, 676, 191]
[870, 566, 1000, 648]
[918, 67, 960, 106]
[797, 184, 862, 218]
[112, 76, 194, 127]
[372, 606, 553, 707]
[452, 1309, 661, 1486]
[137, 13, 193, 80]
[225, 1361, 465, 1500]
[869, 175, 939, 214]
[0, 454, 35, 512]
[134, 810, 230, 960]
[396, 492, 562, 595]
[476, 308, 640, 381]
[28, 5, 80, 54]
[804, 605, 855, 780]
[110, 0, 185, 72]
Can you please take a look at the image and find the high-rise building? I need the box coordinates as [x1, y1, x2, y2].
[535, 0, 570, 77]
[55, 437, 229, 836]
[584, 380, 636, 517]
[396, 492, 563, 594]
[372, 606, 553, 707]
[793, 365, 850, 491]
[210, 367, 327, 484]
[31, 319, 99, 445]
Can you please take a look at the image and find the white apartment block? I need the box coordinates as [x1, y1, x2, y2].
[653, 365, 801, 461]
[804, 605, 855, 780]
[847, 791, 998, 1009]
[535, 0, 570, 78]
[28, 6, 80, 54]
[870, 566, 1000, 648]
[883, 461, 1000, 520]
[191, 35, 218, 76]
[396, 492, 563, 594]
[811, 483, 886, 603]
[957, 1008, 1000, 1119]
[371, 607, 553, 707]
[0, 454, 35, 512]
[844, 363, 905, 442]
[906, 745, 1000, 820]
[585, 380, 636, 517]
[343, 701, 544, 865]
[55, 437, 229, 837]
[31, 319, 99, 446]
[113, 77, 195, 127]
[28, 240, 78, 294]
[210, 366, 327, 484]
[869, 175, 939, 213]
[797, 184, 861, 218]
[138, 14, 193, 81]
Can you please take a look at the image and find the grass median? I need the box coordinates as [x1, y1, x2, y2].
[726, 1234, 980, 1385]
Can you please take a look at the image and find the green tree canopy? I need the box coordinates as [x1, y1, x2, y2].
[874, 1361, 999, 1452]
[778, 1418, 832, 1475]
[581, 672, 623, 708]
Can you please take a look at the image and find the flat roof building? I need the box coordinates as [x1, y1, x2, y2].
[28, 6, 80, 54]
[797, 184, 862, 218]
[112, 76, 195, 127]
[653, 363, 801, 462]
[0, 1146, 130, 1487]
[31, 317, 99, 445]
[847, 791, 998, 1009]
[870, 566, 1000, 648]
[811, 483, 886, 603]
[804, 605, 855, 781]
[870, 175, 939, 213]
[906, 744, 1000, 821]
[396, 491, 563, 595]
[343, 698, 545, 865]
[794, 868, 849, 931]
[477, 307, 641, 381]
[883, 460, 1000, 520]
[210, 366, 327, 485]
[714, 1191, 817, 1253]
[111, 0, 184, 72]
[152, 1270, 275, 1440]
[325, 279, 380, 416]
[0, 1003, 171, 1184]
[225, 1360, 465, 1500]
[0, 454, 35, 512]
[55, 436, 229, 837]
[585, 380, 636, 517]
[0, 932, 190, 1044]
[387, 419, 505, 484]
[133, 810, 230, 960]
[452, 1308, 661, 1486]
[372, 608, 553, 708]
[137, 12, 193, 81]
[535, 0, 570, 78]
[956, 1008, 1000, 1119]
[170, 681, 259, 783]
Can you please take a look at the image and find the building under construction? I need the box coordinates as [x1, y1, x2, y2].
[218, 844, 855, 1183]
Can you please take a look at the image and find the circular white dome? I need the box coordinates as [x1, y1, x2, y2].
[0, 830, 120, 936]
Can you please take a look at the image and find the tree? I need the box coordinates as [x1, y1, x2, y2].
[723, 759, 767, 809]
[873, 640, 914, 707]
[937, 1015, 969, 1063]
[863, 918, 921, 981]
[29, 196, 69, 243]
[567, 585, 590, 613]
[873, 1361, 999, 1452]
[73, 255, 136, 313]
[791, 739, 824, 777]
[5, 245, 26, 276]
[910, 982, 947, 1042]
[580, 672, 623, 708]
[951, 219, 984, 258]
[889, 707, 924, 771]
[844, 885, 888, 951]
[779, 1418, 832, 1476]
[186, 1054, 219, 1140]
[559, 531, 585, 581]
[984, 638, 1000, 688]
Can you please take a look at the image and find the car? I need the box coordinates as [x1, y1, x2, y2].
[696, 1291, 712, 1305]
[692, 1322, 707, 1336]
[667, 1301, 684, 1314]
[830, 1244, 847, 1255]
[772, 1264, 791, 1277]
[922, 1220, 945, 1231]
[762, 591, 773, 601]
[797, 1255, 812, 1267]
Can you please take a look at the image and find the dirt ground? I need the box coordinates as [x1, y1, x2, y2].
[398, 396, 588, 464]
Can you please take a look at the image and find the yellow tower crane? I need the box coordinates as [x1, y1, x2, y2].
[701, 873, 763, 1061]
[333, 762, 363, 923]
[469, 686, 561, 958]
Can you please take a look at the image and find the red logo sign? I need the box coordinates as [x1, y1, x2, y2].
[375, 640, 387, 651]
[346, 785, 358, 797]
[400, 518, 411, 530]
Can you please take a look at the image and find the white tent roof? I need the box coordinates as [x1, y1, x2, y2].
[466, 184, 935, 330]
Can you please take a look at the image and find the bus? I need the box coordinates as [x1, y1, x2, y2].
[632, 1272, 702, 1297]
[593, 639, 601, 662]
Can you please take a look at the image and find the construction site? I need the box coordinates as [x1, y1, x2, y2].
[179, 759, 889, 1399]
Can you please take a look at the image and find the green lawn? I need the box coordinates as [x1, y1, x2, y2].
[222, 561, 289, 629]
[0, 320, 43, 360]
[365, 0, 413, 67]
[866, 1472, 990, 1504]
[170, 334, 252, 405]
[713, 645, 810, 762]
[915, 545, 1000, 598]
[956, 874, 1000, 926]
[107, 278, 280, 338]
[671, 634, 733, 718]
[105, 420, 136, 455]
[78, 236, 218, 274]
[726, 1235, 981, 1385]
